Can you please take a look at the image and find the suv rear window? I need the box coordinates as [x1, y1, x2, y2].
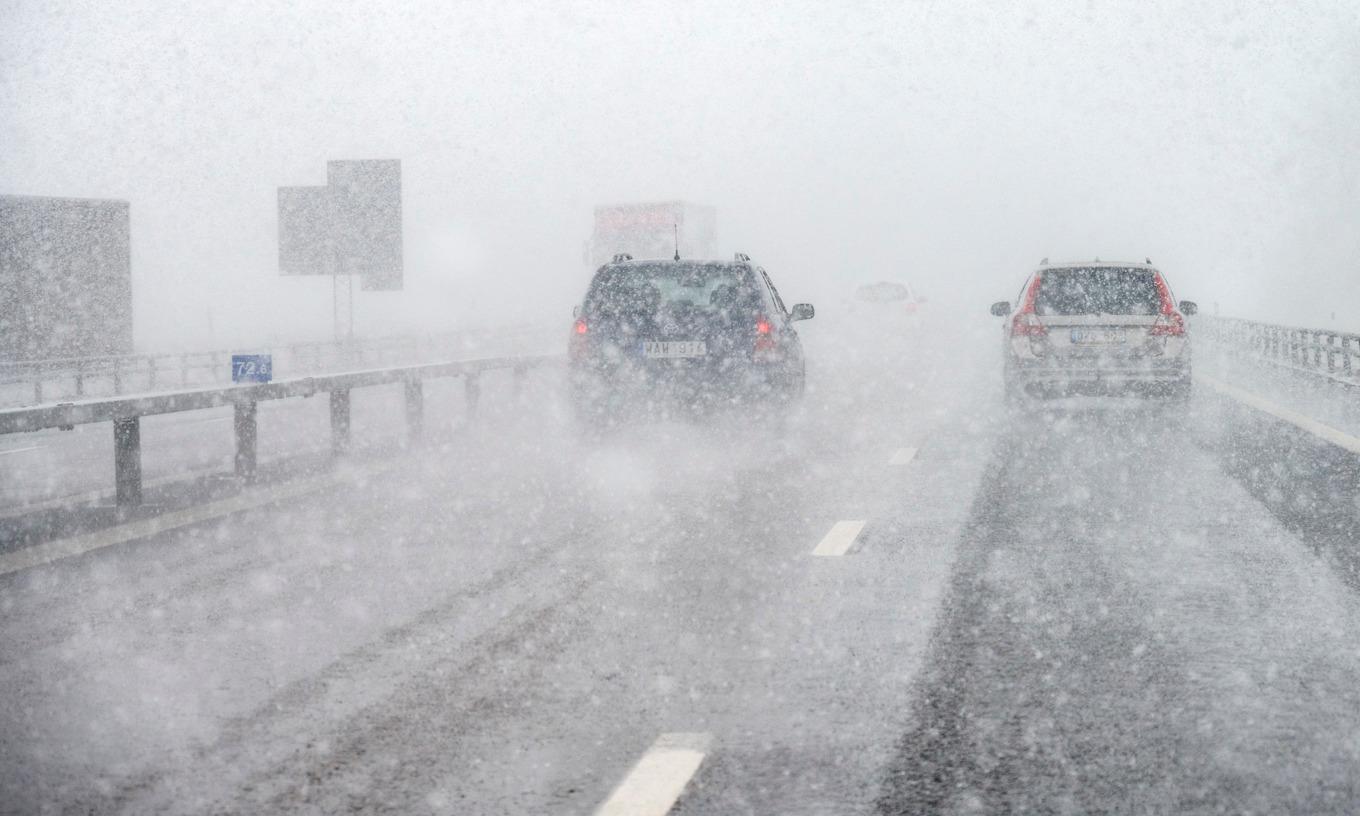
[1035, 268, 1162, 316]
[586, 263, 759, 315]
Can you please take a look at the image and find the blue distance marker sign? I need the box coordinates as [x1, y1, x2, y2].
[231, 354, 273, 383]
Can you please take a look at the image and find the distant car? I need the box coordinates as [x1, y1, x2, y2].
[569, 253, 814, 425]
[852, 280, 924, 314]
[990, 260, 1197, 403]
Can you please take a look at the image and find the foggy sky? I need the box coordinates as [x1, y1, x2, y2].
[2, 0, 1357, 347]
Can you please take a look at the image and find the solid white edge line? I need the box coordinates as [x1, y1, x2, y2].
[890, 446, 918, 465]
[812, 520, 867, 557]
[0, 455, 411, 575]
[0, 457, 239, 520]
[0, 445, 44, 456]
[1199, 373, 1360, 456]
[594, 733, 711, 816]
[0, 474, 338, 577]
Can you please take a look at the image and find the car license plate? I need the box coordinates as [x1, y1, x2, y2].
[642, 340, 707, 358]
[1070, 328, 1124, 344]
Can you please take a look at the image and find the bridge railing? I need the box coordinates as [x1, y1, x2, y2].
[1196, 315, 1360, 387]
[0, 353, 561, 510]
[0, 324, 559, 407]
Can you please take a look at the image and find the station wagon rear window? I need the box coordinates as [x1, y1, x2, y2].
[1035, 268, 1162, 316]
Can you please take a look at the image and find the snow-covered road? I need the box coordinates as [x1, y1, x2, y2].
[3, 323, 1360, 814]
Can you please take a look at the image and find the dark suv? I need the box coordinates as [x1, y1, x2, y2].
[569, 253, 814, 423]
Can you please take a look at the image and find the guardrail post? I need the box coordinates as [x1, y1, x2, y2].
[75, 363, 85, 397]
[33, 379, 42, 404]
[330, 388, 351, 454]
[464, 373, 481, 419]
[113, 360, 123, 395]
[405, 379, 424, 442]
[234, 401, 258, 478]
[114, 416, 142, 508]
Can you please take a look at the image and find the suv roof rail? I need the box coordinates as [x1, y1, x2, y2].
[1146, 257, 1153, 264]
[734, 252, 751, 262]
[611, 253, 633, 263]
[1039, 257, 1048, 265]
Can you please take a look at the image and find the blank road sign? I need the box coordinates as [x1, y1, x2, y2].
[278, 186, 333, 276]
[328, 159, 402, 291]
[277, 159, 404, 290]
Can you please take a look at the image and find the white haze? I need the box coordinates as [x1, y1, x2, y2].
[2, 0, 1358, 348]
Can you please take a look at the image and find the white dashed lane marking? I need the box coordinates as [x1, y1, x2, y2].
[594, 732, 711, 816]
[890, 447, 918, 465]
[811, 520, 866, 557]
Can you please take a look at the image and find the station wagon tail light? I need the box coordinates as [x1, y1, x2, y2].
[1011, 274, 1046, 336]
[1149, 313, 1185, 336]
[574, 319, 588, 335]
[1149, 273, 1185, 335]
[755, 319, 772, 335]
[1011, 311, 1047, 337]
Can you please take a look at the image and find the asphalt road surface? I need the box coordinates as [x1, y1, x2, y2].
[3, 320, 1360, 814]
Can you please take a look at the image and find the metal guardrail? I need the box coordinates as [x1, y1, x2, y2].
[1198, 315, 1360, 386]
[0, 353, 560, 509]
[0, 325, 558, 407]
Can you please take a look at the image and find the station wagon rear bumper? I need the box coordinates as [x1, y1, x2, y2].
[1007, 357, 1190, 397]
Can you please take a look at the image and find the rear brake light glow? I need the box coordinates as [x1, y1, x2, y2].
[569, 318, 589, 362]
[754, 317, 777, 354]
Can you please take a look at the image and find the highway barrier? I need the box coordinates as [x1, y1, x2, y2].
[1199, 315, 1360, 386]
[0, 354, 559, 509]
[0, 324, 557, 407]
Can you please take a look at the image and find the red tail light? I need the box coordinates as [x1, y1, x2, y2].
[1149, 273, 1185, 335]
[1011, 312, 1047, 337]
[569, 318, 589, 362]
[754, 317, 777, 355]
[1011, 274, 1046, 337]
[1149, 313, 1185, 336]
